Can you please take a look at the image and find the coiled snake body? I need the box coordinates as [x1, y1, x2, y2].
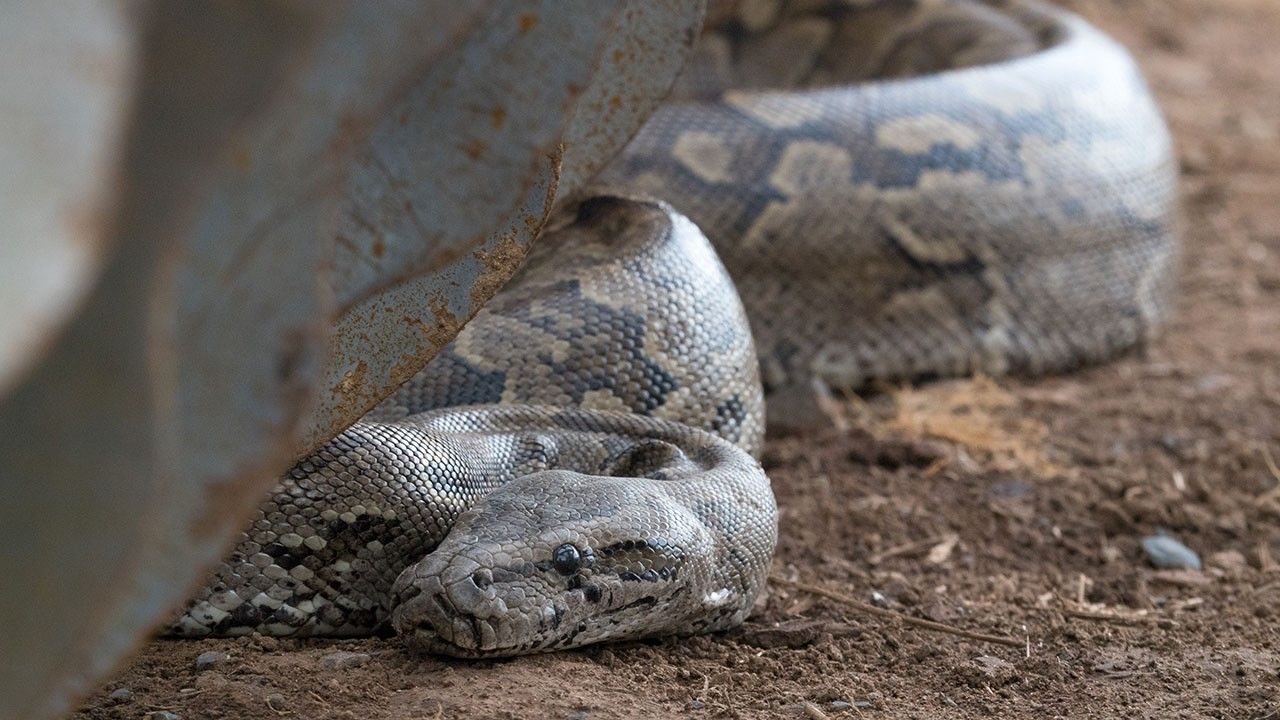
[173, 0, 1177, 656]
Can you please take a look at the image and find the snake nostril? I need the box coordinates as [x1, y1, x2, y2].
[394, 579, 422, 604]
[392, 568, 425, 604]
[472, 568, 493, 590]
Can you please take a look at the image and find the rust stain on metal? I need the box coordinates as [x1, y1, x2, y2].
[427, 293, 461, 347]
[489, 106, 507, 129]
[462, 138, 487, 160]
[320, 356, 380, 436]
[333, 360, 368, 398]
[195, 330, 319, 539]
[471, 232, 528, 310]
[334, 233, 359, 254]
[422, 239, 473, 276]
[332, 111, 376, 160]
[473, 143, 565, 309]
[387, 356, 420, 390]
[400, 292, 462, 350]
[387, 294, 461, 393]
[329, 91, 392, 167]
[193, 454, 285, 538]
[518, 13, 539, 33]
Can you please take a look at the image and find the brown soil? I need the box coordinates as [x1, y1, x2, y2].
[75, 1, 1280, 718]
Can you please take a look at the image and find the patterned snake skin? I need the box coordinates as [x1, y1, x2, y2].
[594, 0, 1178, 409]
[172, 0, 1178, 655]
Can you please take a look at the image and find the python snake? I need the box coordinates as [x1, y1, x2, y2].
[172, 0, 1178, 656]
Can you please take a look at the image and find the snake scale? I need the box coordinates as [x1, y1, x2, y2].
[172, 0, 1177, 656]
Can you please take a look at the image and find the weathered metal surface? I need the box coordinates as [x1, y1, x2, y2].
[0, 2, 135, 397]
[0, 6, 360, 719]
[558, 2, 707, 193]
[310, 0, 705, 452]
[0, 3, 701, 720]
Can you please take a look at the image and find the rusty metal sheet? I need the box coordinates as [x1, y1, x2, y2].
[309, 0, 705, 452]
[559, 1, 707, 192]
[0, 3, 702, 720]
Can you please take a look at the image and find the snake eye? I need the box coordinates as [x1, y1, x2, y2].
[552, 544, 582, 575]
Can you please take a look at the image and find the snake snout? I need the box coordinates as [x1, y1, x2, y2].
[390, 554, 514, 656]
[391, 573, 472, 652]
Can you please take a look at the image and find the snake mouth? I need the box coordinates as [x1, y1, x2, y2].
[393, 581, 498, 657]
[394, 572, 600, 657]
[393, 570, 540, 658]
[395, 598, 480, 658]
[405, 607, 493, 659]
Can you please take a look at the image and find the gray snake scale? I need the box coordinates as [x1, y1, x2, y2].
[173, 0, 1177, 656]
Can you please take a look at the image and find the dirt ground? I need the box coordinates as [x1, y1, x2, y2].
[74, 1, 1280, 718]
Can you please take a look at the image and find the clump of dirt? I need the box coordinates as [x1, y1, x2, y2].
[75, 1, 1280, 718]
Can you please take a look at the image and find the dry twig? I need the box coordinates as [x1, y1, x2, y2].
[867, 535, 947, 565]
[801, 700, 832, 719]
[1257, 444, 1280, 504]
[1062, 607, 1174, 628]
[772, 576, 1023, 648]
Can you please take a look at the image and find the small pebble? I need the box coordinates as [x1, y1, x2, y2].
[685, 700, 705, 711]
[1209, 549, 1247, 572]
[1141, 533, 1202, 570]
[829, 700, 853, 711]
[194, 651, 228, 672]
[975, 655, 1013, 677]
[265, 693, 287, 711]
[321, 650, 371, 670]
[148, 712, 180, 720]
[1194, 373, 1232, 393]
[107, 688, 133, 703]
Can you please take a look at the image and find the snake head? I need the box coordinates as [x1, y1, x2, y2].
[389, 468, 748, 657]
